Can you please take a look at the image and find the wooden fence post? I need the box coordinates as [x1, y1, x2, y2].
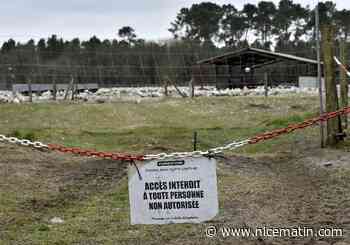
[340, 40, 348, 129]
[189, 77, 195, 98]
[64, 75, 74, 100]
[321, 25, 342, 145]
[71, 75, 76, 101]
[26, 76, 33, 103]
[52, 72, 57, 101]
[264, 72, 269, 97]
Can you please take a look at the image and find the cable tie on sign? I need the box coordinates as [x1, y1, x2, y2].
[206, 152, 227, 160]
[130, 160, 143, 181]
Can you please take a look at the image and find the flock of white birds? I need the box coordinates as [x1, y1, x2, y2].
[0, 86, 323, 104]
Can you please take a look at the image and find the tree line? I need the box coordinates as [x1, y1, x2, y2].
[170, 0, 350, 51]
[0, 0, 349, 88]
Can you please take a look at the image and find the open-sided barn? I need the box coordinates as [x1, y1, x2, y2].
[195, 47, 320, 89]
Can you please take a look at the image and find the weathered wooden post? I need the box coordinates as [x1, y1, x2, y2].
[6, 67, 12, 90]
[9, 67, 15, 97]
[171, 78, 187, 98]
[264, 72, 268, 97]
[64, 75, 74, 100]
[193, 131, 198, 151]
[189, 77, 195, 98]
[163, 79, 169, 97]
[26, 75, 33, 103]
[321, 25, 342, 145]
[340, 40, 348, 129]
[52, 71, 57, 101]
[71, 75, 76, 101]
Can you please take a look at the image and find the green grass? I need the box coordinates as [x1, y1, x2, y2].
[0, 96, 320, 154]
[267, 114, 308, 127]
[1, 95, 336, 245]
[9, 129, 37, 141]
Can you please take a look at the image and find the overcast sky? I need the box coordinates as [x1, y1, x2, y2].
[1, 0, 349, 44]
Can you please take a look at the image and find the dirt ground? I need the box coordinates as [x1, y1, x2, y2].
[217, 149, 350, 245]
[0, 143, 128, 244]
[1, 140, 350, 245]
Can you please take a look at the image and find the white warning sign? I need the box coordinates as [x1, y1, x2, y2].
[128, 157, 218, 225]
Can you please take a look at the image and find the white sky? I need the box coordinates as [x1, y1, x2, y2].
[0, 0, 348, 44]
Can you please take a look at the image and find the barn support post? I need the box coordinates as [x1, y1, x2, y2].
[340, 40, 348, 129]
[215, 65, 219, 88]
[264, 72, 269, 97]
[321, 25, 342, 146]
[212, 64, 217, 89]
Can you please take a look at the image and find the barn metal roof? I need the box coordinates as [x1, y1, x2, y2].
[197, 47, 319, 67]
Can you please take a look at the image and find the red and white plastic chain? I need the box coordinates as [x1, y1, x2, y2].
[0, 134, 48, 149]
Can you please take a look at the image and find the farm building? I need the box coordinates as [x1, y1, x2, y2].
[195, 47, 320, 89]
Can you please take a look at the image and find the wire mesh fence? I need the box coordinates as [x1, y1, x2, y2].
[0, 46, 326, 91]
[0, 63, 317, 91]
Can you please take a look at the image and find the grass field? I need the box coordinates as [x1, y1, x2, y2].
[1, 95, 350, 245]
[0, 96, 319, 154]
